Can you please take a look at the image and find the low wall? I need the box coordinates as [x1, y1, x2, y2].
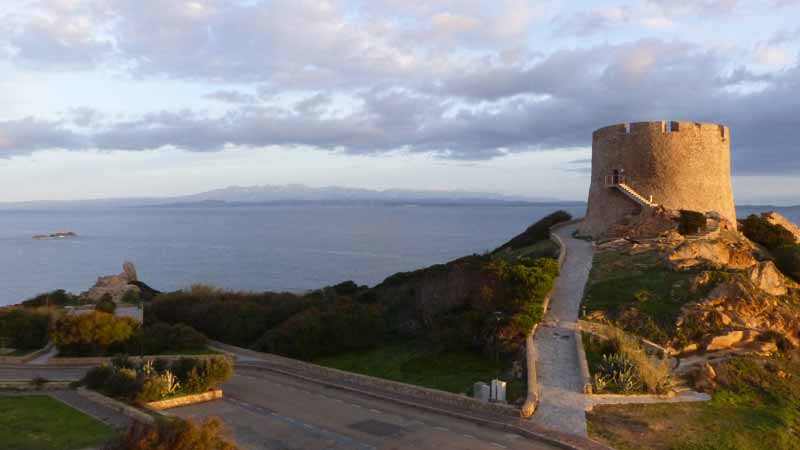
[0, 380, 73, 390]
[0, 345, 52, 365]
[147, 390, 222, 410]
[77, 388, 154, 424]
[578, 320, 670, 358]
[211, 340, 519, 419]
[48, 353, 230, 367]
[574, 329, 593, 394]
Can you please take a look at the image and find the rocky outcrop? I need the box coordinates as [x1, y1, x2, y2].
[83, 261, 141, 303]
[667, 240, 757, 271]
[762, 212, 800, 244]
[747, 261, 788, 296]
[678, 276, 800, 351]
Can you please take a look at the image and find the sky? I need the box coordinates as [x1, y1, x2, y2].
[1, 0, 799, 204]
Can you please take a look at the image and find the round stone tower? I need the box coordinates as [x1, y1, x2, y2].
[579, 121, 737, 237]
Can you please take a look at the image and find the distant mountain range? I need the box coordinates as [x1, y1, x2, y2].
[0, 184, 583, 209]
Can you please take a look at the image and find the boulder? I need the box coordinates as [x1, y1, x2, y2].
[705, 330, 759, 351]
[747, 261, 788, 296]
[667, 240, 756, 270]
[762, 212, 800, 244]
[83, 261, 141, 303]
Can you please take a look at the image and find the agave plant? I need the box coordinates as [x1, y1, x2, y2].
[161, 370, 180, 396]
[141, 359, 155, 377]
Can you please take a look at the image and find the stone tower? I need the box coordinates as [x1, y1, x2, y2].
[579, 121, 737, 237]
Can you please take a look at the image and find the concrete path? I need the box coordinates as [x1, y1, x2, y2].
[532, 223, 594, 436]
[49, 389, 133, 429]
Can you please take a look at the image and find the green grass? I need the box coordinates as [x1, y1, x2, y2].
[588, 353, 800, 450]
[583, 248, 698, 344]
[314, 342, 524, 400]
[0, 395, 116, 450]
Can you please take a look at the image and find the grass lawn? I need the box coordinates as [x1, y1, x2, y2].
[587, 353, 800, 450]
[314, 342, 524, 401]
[0, 395, 116, 450]
[582, 248, 698, 344]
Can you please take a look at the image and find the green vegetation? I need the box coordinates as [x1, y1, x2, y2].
[0, 395, 115, 450]
[106, 417, 238, 450]
[0, 308, 50, 350]
[583, 332, 669, 394]
[96, 294, 118, 314]
[51, 312, 140, 356]
[493, 210, 572, 252]
[774, 245, 800, 282]
[20, 289, 89, 308]
[741, 214, 797, 250]
[588, 353, 800, 450]
[582, 248, 697, 345]
[314, 341, 523, 400]
[82, 356, 233, 403]
[678, 210, 707, 235]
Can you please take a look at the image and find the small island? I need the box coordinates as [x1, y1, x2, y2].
[32, 231, 78, 240]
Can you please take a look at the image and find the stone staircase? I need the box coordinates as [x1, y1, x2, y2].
[614, 182, 658, 208]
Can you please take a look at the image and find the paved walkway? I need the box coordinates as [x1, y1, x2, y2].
[532, 223, 594, 436]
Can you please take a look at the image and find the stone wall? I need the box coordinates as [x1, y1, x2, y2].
[147, 389, 223, 410]
[211, 340, 520, 418]
[580, 121, 736, 237]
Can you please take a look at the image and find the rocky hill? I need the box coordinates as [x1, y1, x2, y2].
[583, 208, 800, 360]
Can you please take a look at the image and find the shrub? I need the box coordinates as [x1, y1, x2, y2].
[593, 327, 670, 394]
[741, 214, 796, 250]
[106, 368, 141, 401]
[104, 417, 238, 450]
[0, 309, 50, 350]
[96, 295, 117, 314]
[120, 289, 141, 306]
[678, 210, 707, 235]
[83, 366, 115, 390]
[51, 312, 140, 356]
[143, 323, 207, 355]
[494, 210, 573, 252]
[21, 289, 84, 308]
[773, 245, 800, 282]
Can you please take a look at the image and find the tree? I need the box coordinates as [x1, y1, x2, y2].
[51, 312, 139, 356]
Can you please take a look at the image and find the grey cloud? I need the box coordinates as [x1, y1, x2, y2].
[205, 90, 258, 104]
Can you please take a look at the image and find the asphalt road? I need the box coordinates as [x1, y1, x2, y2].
[0, 366, 88, 380]
[170, 368, 562, 450]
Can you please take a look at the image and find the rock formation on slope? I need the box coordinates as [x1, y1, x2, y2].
[83, 261, 142, 303]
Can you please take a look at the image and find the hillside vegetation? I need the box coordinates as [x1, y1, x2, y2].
[146, 211, 571, 396]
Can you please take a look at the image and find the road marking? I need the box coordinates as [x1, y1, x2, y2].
[369, 409, 381, 414]
[350, 403, 362, 408]
[491, 443, 508, 449]
[434, 426, 450, 432]
[462, 434, 476, 439]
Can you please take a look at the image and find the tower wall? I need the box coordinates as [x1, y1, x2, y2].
[580, 121, 736, 237]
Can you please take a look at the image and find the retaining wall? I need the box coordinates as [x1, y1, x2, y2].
[77, 388, 155, 424]
[211, 340, 520, 418]
[147, 389, 223, 410]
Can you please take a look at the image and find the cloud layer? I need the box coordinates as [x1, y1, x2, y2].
[0, 0, 799, 175]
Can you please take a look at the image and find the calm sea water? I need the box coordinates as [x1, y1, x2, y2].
[2, 203, 795, 307]
[0, 204, 587, 306]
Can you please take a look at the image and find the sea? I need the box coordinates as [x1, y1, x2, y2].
[0, 203, 587, 307]
[1, 203, 795, 307]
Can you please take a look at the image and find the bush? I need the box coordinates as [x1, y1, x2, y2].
[0, 309, 50, 350]
[741, 214, 796, 250]
[494, 210, 573, 252]
[96, 295, 117, 314]
[773, 245, 800, 282]
[120, 289, 141, 306]
[104, 417, 238, 450]
[51, 312, 140, 356]
[21, 289, 85, 308]
[83, 366, 115, 390]
[678, 210, 707, 235]
[142, 323, 207, 355]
